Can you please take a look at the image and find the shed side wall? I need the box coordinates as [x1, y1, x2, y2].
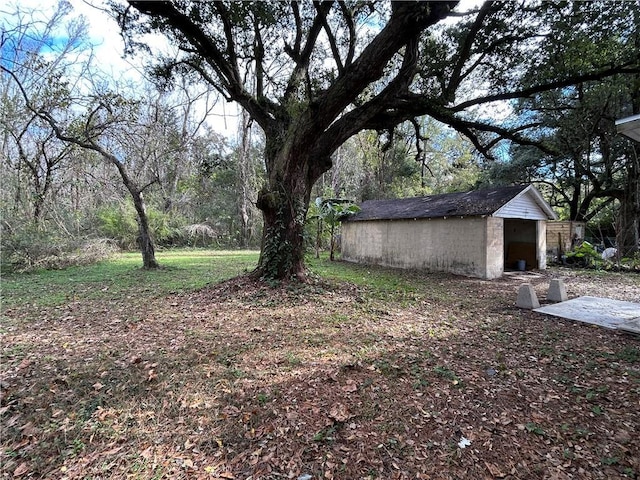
[341, 217, 491, 278]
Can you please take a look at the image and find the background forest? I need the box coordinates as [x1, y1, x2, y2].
[1, 1, 638, 273]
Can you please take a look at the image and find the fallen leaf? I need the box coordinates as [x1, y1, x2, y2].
[19, 422, 38, 437]
[342, 380, 358, 393]
[484, 461, 506, 478]
[101, 445, 124, 456]
[140, 446, 154, 459]
[13, 462, 30, 477]
[17, 359, 31, 371]
[329, 403, 354, 423]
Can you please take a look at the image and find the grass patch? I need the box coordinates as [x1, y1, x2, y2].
[306, 255, 453, 305]
[1, 249, 259, 310]
[616, 346, 639, 363]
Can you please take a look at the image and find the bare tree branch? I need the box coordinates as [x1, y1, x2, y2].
[315, 1, 344, 75]
[450, 62, 640, 112]
[443, 1, 496, 102]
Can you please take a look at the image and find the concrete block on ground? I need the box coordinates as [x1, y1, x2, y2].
[547, 278, 568, 303]
[517, 283, 540, 309]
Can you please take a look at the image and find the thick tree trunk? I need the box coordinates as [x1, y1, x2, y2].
[107, 154, 160, 270]
[617, 151, 639, 257]
[329, 223, 336, 261]
[568, 183, 582, 221]
[238, 110, 252, 248]
[255, 142, 329, 280]
[617, 199, 639, 257]
[256, 182, 310, 280]
[315, 218, 322, 259]
[32, 194, 44, 227]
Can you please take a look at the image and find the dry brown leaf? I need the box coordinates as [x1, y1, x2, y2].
[19, 422, 38, 437]
[129, 355, 142, 364]
[342, 380, 358, 393]
[101, 445, 124, 456]
[484, 461, 507, 478]
[13, 463, 30, 477]
[329, 403, 354, 423]
[17, 358, 31, 370]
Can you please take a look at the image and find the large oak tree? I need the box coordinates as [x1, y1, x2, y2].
[117, 1, 640, 279]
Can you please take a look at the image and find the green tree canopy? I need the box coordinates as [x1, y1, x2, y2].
[485, 2, 640, 255]
[116, 1, 640, 279]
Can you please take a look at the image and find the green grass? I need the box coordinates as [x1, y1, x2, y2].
[1, 251, 456, 312]
[306, 255, 436, 302]
[1, 249, 259, 309]
[308, 255, 415, 290]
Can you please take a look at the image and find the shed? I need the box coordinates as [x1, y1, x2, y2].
[341, 185, 558, 279]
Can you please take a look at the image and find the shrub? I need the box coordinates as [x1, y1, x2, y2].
[565, 241, 600, 267]
[1, 227, 64, 272]
[28, 238, 118, 271]
[97, 203, 139, 250]
[1, 226, 118, 273]
[147, 208, 186, 247]
[96, 202, 188, 249]
[184, 223, 217, 247]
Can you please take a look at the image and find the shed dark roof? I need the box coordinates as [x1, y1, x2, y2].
[345, 185, 530, 222]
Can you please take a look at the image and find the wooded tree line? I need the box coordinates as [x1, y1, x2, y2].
[1, 1, 638, 275]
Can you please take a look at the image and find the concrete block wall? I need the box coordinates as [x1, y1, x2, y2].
[342, 217, 503, 279]
[485, 216, 505, 279]
[536, 220, 547, 270]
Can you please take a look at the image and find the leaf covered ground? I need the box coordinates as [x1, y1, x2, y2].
[1, 257, 639, 480]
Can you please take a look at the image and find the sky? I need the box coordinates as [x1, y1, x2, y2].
[2, 0, 482, 140]
[41, 0, 239, 137]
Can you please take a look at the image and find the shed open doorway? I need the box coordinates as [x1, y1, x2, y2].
[504, 218, 539, 270]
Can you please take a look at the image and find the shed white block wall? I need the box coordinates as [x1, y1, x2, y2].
[485, 217, 505, 279]
[536, 220, 547, 270]
[341, 216, 506, 279]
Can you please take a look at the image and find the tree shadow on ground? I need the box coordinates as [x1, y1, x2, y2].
[2, 269, 639, 479]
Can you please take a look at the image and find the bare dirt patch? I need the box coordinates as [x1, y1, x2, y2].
[2, 266, 639, 479]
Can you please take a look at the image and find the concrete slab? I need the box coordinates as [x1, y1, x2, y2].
[534, 296, 640, 333]
[619, 317, 640, 336]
